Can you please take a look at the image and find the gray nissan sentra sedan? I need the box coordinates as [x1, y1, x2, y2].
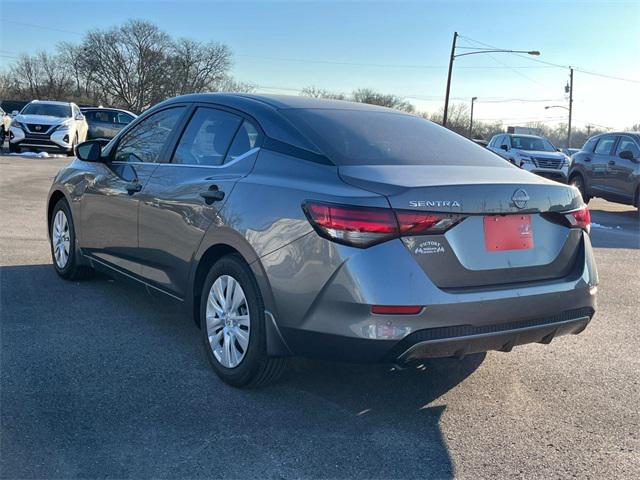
[47, 94, 598, 387]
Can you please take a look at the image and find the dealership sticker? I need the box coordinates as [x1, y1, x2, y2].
[415, 240, 445, 255]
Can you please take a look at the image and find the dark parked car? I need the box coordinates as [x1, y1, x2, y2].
[569, 132, 640, 209]
[47, 94, 597, 387]
[81, 107, 136, 140]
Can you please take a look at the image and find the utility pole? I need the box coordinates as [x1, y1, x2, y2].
[443, 31, 458, 128]
[469, 96, 477, 138]
[586, 124, 592, 137]
[567, 67, 573, 148]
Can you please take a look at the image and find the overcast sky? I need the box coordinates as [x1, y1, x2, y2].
[1, 0, 638, 129]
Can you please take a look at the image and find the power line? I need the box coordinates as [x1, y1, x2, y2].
[460, 34, 640, 84]
[0, 19, 83, 36]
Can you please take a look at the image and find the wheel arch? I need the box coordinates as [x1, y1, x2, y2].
[47, 190, 68, 238]
[188, 235, 291, 356]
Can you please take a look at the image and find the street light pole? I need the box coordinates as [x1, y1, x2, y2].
[443, 32, 458, 128]
[441, 33, 540, 128]
[469, 96, 477, 138]
[567, 67, 574, 148]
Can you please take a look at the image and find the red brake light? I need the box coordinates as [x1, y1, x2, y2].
[566, 206, 591, 233]
[303, 201, 465, 248]
[303, 202, 398, 247]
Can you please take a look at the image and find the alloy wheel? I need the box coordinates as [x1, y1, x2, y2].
[205, 275, 251, 368]
[52, 210, 71, 269]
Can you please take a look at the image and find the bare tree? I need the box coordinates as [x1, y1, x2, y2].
[168, 39, 232, 96]
[301, 86, 347, 100]
[351, 88, 415, 112]
[80, 20, 173, 112]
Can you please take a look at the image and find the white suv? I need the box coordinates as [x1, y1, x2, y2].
[9, 100, 88, 155]
[488, 133, 570, 183]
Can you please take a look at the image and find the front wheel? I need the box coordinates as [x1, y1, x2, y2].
[8, 142, 20, 154]
[50, 199, 93, 280]
[200, 254, 285, 387]
[67, 134, 78, 157]
[570, 174, 590, 203]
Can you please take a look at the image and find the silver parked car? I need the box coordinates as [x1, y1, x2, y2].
[47, 94, 598, 387]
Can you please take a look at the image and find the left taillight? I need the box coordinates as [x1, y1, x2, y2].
[566, 205, 591, 233]
[302, 201, 464, 248]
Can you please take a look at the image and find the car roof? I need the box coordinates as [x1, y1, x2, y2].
[28, 100, 73, 106]
[506, 133, 545, 139]
[81, 107, 136, 115]
[161, 92, 401, 113]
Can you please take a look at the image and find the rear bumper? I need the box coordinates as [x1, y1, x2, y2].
[280, 307, 594, 363]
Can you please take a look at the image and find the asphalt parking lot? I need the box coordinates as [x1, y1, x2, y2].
[1, 154, 639, 479]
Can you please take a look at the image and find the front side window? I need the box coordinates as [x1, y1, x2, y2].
[172, 107, 242, 166]
[594, 136, 616, 155]
[113, 107, 185, 163]
[22, 103, 71, 118]
[582, 137, 598, 152]
[615, 136, 640, 158]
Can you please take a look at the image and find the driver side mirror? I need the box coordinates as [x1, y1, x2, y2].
[75, 113, 85, 121]
[75, 140, 104, 162]
[11, 110, 18, 117]
[619, 150, 636, 161]
[500, 144, 509, 151]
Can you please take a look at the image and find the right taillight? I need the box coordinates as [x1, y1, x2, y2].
[566, 205, 591, 233]
[302, 201, 464, 248]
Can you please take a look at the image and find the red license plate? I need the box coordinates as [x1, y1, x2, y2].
[484, 215, 533, 251]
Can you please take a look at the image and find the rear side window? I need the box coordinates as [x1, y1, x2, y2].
[225, 121, 263, 162]
[281, 109, 506, 167]
[113, 107, 185, 163]
[172, 107, 242, 166]
[594, 136, 616, 155]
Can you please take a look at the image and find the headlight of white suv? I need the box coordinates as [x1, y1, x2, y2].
[55, 120, 73, 131]
[517, 153, 534, 165]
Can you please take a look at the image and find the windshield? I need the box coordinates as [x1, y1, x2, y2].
[21, 103, 71, 118]
[281, 108, 507, 167]
[510, 136, 556, 152]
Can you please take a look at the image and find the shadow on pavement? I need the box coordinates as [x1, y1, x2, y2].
[589, 207, 639, 249]
[1, 264, 484, 479]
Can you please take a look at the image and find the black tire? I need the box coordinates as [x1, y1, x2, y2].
[200, 254, 285, 388]
[50, 198, 94, 280]
[570, 174, 590, 204]
[67, 134, 78, 157]
[8, 142, 20, 154]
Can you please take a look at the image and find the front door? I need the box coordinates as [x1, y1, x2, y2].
[138, 106, 263, 298]
[589, 134, 617, 195]
[79, 106, 187, 275]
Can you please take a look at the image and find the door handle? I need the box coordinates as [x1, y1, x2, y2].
[608, 160, 616, 166]
[584, 157, 592, 162]
[200, 185, 225, 204]
[125, 181, 142, 195]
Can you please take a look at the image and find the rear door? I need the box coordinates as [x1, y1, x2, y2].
[80, 106, 187, 274]
[138, 105, 263, 297]
[590, 134, 617, 195]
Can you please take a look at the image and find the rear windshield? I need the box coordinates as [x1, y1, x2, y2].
[281, 108, 507, 167]
[21, 103, 71, 118]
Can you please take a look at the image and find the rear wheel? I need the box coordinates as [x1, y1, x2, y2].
[200, 254, 285, 387]
[570, 174, 590, 203]
[50, 198, 93, 280]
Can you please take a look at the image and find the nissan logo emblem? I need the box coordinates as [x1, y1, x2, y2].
[512, 189, 530, 209]
[35, 125, 42, 131]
